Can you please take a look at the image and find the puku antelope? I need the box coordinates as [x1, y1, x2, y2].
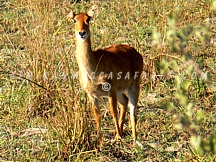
[67, 6, 143, 143]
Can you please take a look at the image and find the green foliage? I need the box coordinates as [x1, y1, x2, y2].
[156, 6, 215, 159]
[150, 1, 216, 160]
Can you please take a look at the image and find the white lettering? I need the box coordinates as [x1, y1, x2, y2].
[141, 71, 146, 80]
[181, 71, 186, 80]
[191, 72, 196, 80]
[167, 71, 173, 80]
[125, 72, 130, 79]
[200, 71, 208, 81]
[107, 72, 113, 79]
[152, 72, 156, 83]
[72, 72, 78, 80]
[134, 72, 139, 80]
[99, 72, 104, 79]
[117, 72, 122, 80]
[90, 72, 95, 79]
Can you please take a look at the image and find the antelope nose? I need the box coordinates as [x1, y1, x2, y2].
[79, 31, 87, 38]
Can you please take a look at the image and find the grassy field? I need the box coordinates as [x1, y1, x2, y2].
[0, 0, 216, 161]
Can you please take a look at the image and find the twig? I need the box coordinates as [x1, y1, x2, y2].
[0, 70, 47, 91]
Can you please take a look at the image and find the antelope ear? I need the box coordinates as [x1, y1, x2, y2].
[67, 11, 75, 19]
[87, 5, 98, 17]
[67, 11, 76, 23]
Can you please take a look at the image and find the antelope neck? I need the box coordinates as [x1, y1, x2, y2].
[75, 37, 96, 74]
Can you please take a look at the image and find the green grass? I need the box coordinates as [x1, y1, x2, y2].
[0, 0, 216, 161]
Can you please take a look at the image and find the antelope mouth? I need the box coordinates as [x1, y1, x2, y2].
[77, 31, 88, 39]
[81, 35, 87, 39]
[77, 33, 89, 40]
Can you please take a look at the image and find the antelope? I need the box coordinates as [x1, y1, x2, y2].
[67, 6, 143, 144]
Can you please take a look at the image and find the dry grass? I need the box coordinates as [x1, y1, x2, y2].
[0, 0, 216, 161]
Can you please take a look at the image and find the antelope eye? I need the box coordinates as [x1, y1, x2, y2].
[72, 18, 77, 23]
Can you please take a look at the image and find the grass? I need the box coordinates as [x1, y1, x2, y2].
[0, 0, 216, 161]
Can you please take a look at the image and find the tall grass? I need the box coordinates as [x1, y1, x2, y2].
[1, 0, 97, 160]
[0, 0, 216, 161]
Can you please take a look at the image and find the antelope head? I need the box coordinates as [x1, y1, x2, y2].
[67, 5, 97, 40]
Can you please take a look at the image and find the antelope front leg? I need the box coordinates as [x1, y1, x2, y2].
[109, 91, 121, 140]
[88, 95, 101, 137]
[92, 102, 101, 137]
